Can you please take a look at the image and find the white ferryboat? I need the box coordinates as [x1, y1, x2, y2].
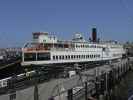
[21, 28, 126, 67]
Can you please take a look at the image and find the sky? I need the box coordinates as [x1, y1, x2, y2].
[0, 0, 133, 47]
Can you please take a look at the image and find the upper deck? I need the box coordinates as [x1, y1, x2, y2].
[22, 32, 124, 53]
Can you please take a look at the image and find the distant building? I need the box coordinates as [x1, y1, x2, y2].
[0, 47, 22, 60]
[0, 49, 7, 60]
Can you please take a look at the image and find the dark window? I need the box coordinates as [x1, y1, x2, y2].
[33, 34, 39, 39]
[56, 56, 58, 60]
[71, 55, 73, 59]
[53, 56, 55, 59]
[37, 53, 50, 60]
[66, 56, 68, 59]
[68, 55, 70, 59]
[24, 53, 36, 61]
[59, 56, 62, 59]
[62, 56, 64, 59]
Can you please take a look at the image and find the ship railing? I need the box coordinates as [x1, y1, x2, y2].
[22, 47, 75, 52]
[22, 48, 50, 52]
[50, 47, 75, 51]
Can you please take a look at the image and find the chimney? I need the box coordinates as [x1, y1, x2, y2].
[92, 28, 97, 42]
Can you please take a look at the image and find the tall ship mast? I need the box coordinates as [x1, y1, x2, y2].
[21, 28, 126, 67]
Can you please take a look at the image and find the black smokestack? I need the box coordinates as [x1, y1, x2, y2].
[92, 28, 97, 42]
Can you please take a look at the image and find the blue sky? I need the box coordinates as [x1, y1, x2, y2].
[0, 0, 133, 47]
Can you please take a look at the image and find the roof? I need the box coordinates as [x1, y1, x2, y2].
[32, 32, 48, 35]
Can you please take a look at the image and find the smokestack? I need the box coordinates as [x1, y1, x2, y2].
[92, 28, 97, 42]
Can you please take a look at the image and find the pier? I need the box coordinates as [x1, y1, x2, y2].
[0, 57, 132, 100]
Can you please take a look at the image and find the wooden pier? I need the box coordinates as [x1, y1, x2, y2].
[0, 58, 132, 100]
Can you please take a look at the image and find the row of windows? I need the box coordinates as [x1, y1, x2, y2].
[113, 53, 121, 57]
[111, 46, 121, 49]
[24, 53, 50, 61]
[75, 44, 103, 49]
[53, 54, 100, 60]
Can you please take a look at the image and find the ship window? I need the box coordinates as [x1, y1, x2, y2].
[24, 53, 36, 61]
[37, 53, 50, 60]
[86, 45, 88, 48]
[76, 55, 78, 59]
[85, 45, 87, 48]
[86, 45, 87, 48]
[66, 56, 68, 59]
[62, 56, 64, 59]
[33, 34, 39, 39]
[71, 55, 73, 59]
[68, 55, 70, 59]
[56, 56, 58, 60]
[86, 55, 88, 58]
[59, 56, 61, 59]
[53, 56, 55, 60]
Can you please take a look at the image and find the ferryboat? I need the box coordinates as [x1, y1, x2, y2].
[21, 28, 126, 67]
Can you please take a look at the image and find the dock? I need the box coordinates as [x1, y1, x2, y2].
[0, 57, 132, 100]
